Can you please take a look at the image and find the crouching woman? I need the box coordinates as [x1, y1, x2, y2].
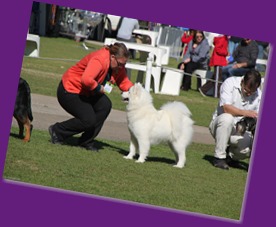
[49, 43, 133, 151]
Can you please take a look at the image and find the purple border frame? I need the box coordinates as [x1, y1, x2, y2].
[1, 0, 275, 226]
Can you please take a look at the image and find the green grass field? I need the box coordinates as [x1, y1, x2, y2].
[5, 127, 249, 220]
[4, 37, 251, 220]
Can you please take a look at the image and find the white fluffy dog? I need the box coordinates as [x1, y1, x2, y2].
[124, 83, 194, 168]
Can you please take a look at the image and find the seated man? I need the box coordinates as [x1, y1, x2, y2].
[209, 69, 262, 170]
[222, 38, 259, 81]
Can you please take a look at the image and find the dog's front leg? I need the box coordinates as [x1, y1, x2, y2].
[136, 139, 150, 163]
[23, 121, 33, 142]
[15, 117, 24, 138]
[124, 133, 137, 160]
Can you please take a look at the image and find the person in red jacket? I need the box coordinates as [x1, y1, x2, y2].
[48, 42, 133, 151]
[198, 35, 229, 97]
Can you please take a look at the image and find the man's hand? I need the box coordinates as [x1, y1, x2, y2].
[233, 62, 247, 69]
[223, 104, 258, 118]
[243, 110, 258, 118]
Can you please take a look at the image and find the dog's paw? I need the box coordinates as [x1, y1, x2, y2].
[173, 164, 184, 168]
[124, 155, 133, 160]
[135, 159, 145, 163]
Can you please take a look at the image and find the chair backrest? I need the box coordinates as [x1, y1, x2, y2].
[256, 58, 268, 66]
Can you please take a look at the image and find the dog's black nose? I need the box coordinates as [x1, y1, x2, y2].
[123, 98, 129, 103]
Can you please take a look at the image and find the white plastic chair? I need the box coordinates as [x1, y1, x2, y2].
[160, 68, 184, 96]
[193, 69, 213, 86]
[25, 33, 40, 57]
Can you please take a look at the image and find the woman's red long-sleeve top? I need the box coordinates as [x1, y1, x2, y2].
[62, 47, 133, 96]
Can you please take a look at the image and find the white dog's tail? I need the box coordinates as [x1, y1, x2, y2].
[160, 101, 194, 141]
[161, 101, 192, 117]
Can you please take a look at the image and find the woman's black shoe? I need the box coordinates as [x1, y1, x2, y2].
[80, 142, 99, 152]
[48, 125, 63, 145]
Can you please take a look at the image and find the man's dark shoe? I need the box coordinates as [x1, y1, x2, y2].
[213, 158, 229, 170]
[80, 141, 99, 152]
[227, 158, 248, 170]
[48, 125, 63, 145]
[225, 147, 243, 168]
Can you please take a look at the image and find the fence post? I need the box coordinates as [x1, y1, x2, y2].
[214, 66, 219, 98]
[145, 53, 154, 92]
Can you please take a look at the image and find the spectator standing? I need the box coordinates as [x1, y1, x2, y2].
[117, 17, 140, 59]
[209, 69, 262, 170]
[181, 29, 196, 57]
[179, 30, 210, 91]
[116, 17, 140, 79]
[221, 38, 259, 81]
[198, 34, 229, 97]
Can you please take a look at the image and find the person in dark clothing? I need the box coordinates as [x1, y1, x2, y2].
[228, 36, 243, 57]
[221, 38, 259, 81]
[199, 35, 229, 97]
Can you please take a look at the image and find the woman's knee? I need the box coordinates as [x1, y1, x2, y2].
[105, 97, 112, 111]
[99, 96, 112, 117]
[81, 117, 97, 130]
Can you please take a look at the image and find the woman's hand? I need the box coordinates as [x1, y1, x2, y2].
[183, 58, 191, 64]
[99, 85, 105, 94]
[179, 62, 185, 70]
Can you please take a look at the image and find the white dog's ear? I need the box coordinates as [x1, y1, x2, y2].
[134, 83, 143, 91]
[136, 82, 142, 88]
[133, 83, 138, 92]
[134, 83, 143, 95]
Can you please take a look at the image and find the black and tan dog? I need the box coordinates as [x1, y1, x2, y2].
[13, 77, 33, 142]
[236, 117, 257, 137]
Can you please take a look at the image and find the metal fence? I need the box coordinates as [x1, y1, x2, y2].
[154, 26, 185, 61]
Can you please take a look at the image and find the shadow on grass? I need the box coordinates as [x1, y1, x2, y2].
[203, 154, 249, 171]
[63, 137, 129, 153]
[9, 132, 23, 140]
[50, 137, 176, 165]
[98, 140, 176, 165]
[147, 156, 176, 165]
